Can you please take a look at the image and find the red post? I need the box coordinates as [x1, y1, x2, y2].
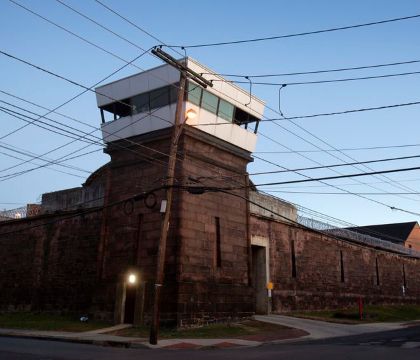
[358, 297, 363, 320]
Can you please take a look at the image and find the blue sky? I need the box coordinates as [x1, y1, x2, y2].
[0, 0, 420, 226]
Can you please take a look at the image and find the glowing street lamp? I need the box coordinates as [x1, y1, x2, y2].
[185, 109, 197, 120]
[127, 273, 137, 285]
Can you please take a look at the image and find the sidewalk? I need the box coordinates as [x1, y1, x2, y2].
[0, 323, 289, 350]
[0, 315, 408, 349]
[255, 314, 407, 340]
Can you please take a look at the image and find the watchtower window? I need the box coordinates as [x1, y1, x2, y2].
[100, 99, 131, 121]
[202, 90, 218, 114]
[187, 82, 202, 106]
[150, 87, 170, 110]
[132, 93, 149, 114]
[218, 99, 234, 122]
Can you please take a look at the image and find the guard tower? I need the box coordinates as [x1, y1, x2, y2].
[94, 58, 266, 327]
[95, 57, 265, 151]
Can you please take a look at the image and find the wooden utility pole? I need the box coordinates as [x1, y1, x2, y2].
[149, 47, 212, 345]
[149, 74, 186, 345]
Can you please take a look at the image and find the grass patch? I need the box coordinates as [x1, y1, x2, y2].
[291, 304, 420, 324]
[0, 312, 111, 332]
[112, 320, 290, 339]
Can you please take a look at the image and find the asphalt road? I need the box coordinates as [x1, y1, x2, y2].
[0, 325, 419, 360]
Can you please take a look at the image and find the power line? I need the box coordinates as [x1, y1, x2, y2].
[93, 0, 167, 46]
[0, 43, 229, 184]
[265, 190, 420, 195]
[9, 2, 416, 242]
[0, 49, 186, 177]
[51, 0, 416, 205]
[94, 4, 420, 214]
[0, 186, 164, 236]
[260, 79, 420, 199]
[0, 46, 150, 144]
[194, 99, 420, 126]
[255, 143, 420, 154]
[251, 165, 420, 188]
[7, 0, 146, 73]
[184, 186, 420, 252]
[215, 69, 420, 87]
[0, 141, 91, 174]
[0, 148, 102, 182]
[8, 0, 418, 214]
[262, 100, 420, 121]
[166, 13, 420, 48]
[261, 113, 420, 201]
[258, 177, 420, 190]
[252, 152, 420, 215]
[0, 50, 133, 110]
[0, 6, 214, 179]
[0, 100, 172, 179]
[0, 105, 99, 146]
[0, 89, 99, 132]
[249, 153, 420, 176]
[123, 14, 420, 204]
[58, 8, 420, 236]
[16, 0, 420, 202]
[202, 59, 420, 78]
[134, 1, 420, 205]
[255, 125, 420, 204]
[54, 0, 149, 53]
[0, 103, 172, 181]
[0, 89, 174, 170]
[0, 82, 216, 182]
[0, 149, 85, 179]
[197, 153, 420, 178]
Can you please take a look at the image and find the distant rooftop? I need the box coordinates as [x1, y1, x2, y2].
[347, 221, 418, 244]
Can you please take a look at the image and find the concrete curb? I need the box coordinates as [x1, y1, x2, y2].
[0, 332, 151, 349]
[0, 331, 266, 350]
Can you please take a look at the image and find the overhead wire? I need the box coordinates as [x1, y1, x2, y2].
[0, 149, 86, 179]
[248, 153, 420, 176]
[0, 141, 91, 174]
[260, 100, 420, 121]
[41, 0, 411, 202]
[0, 88, 175, 173]
[7, 0, 420, 222]
[0, 45, 150, 144]
[6, 0, 420, 245]
[259, 177, 420, 190]
[261, 190, 420, 195]
[7, 0, 147, 73]
[212, 69, 420, 86]
[0, 50, 134, 111]
[0, 105, 99, 146]
[254, 143, 420, 154]
[1, 4, 245, 185]
[201, 58, 420, 78]
[89, 2, 420, 216]
[54, 0, 154, 54]
[93, 0, 167, 45]
[0, 82, 223, 184]
[165, 13, 420, 48]
[0, 49, 188, 178]
[0, 98, 174, 181]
